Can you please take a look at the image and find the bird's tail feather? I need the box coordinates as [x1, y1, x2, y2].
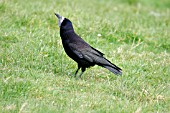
[101, 58, 122, 75]
[103, 65, 122, 75]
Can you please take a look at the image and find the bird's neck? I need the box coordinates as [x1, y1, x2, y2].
[60, 27, 74, 35]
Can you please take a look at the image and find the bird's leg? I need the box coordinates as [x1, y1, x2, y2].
[79, 67, 86, 78]
[74, 65, 80, 77]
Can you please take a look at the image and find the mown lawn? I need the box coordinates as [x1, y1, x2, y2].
[0, 0, 170, 112]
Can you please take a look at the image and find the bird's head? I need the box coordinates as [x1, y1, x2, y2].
[55, 13, 73, 29]
[55, 13, 65, 27]
[55, 13, 73, 31]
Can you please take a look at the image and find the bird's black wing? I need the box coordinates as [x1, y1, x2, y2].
[68, 42, 104, 62]
[66, 31, 104, 58]
[90, 46, 104, 56]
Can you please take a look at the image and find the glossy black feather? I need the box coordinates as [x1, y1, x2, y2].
[55, 15, 122, 77]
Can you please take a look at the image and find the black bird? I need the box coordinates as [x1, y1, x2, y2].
[55, 13, 122, 77]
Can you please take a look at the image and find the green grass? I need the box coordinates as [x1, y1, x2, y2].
[0, 0, 170, 112]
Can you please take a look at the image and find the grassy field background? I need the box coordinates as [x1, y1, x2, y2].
[0, 0, 170, 112]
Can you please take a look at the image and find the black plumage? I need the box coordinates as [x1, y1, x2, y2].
[55, 13, 122, 77]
